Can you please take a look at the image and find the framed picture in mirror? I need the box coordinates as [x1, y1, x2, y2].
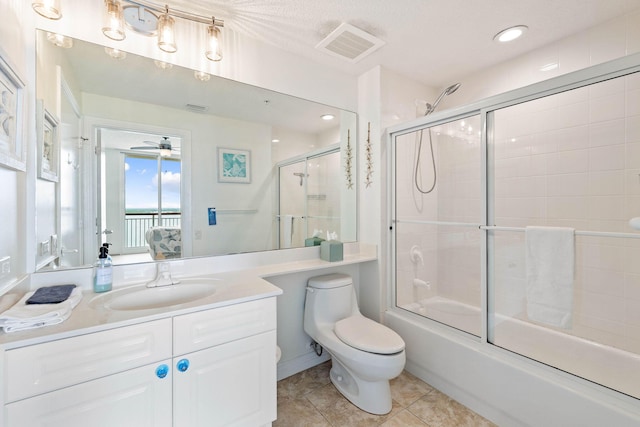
[0, 50, 26, 171]
[218, 147, 251, 183]
[36, 99, 60, 182]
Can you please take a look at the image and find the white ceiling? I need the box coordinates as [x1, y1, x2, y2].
[168, 0, 640, 88]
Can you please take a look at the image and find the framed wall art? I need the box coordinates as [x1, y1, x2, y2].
[0, 51, 26, 171]
[217, 147, 251, 184]
[36, 99, 60, 182]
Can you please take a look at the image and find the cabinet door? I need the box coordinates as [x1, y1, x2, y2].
[173, 330, 277, 427]
[5, 360, 173, 427]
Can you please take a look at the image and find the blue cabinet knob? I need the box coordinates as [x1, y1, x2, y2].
[177, 358, 190, 372]
[156, 364, 169, 379]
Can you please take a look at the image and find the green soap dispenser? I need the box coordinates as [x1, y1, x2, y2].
[93, 245, 113, 293]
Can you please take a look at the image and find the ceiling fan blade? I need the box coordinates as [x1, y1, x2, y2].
[130, 145, 160, 150]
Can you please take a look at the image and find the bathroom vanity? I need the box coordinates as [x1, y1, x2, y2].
[0, 279, 280, 427]
[0, 243, 377, 426]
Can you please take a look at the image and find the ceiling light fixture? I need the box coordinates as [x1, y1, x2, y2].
[102, 0, 126, 41]
[46, 32, 73, 48]
[32, 0, 62, 20]
[321, 114, 335, 121]
[493, 25, 528, 43]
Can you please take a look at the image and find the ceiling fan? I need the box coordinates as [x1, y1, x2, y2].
[130, 136, 178, 157]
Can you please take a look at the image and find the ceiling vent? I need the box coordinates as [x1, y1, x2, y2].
[315, 23, 385, 63]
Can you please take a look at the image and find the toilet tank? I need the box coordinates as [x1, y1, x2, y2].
[305, 274, 355, 330]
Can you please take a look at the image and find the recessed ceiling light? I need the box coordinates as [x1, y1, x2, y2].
[271, 139, 280, 143]
[493, 25, 528, 43]
[321, 114, 335, 121]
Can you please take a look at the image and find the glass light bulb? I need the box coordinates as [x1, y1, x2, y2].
[205, 25, 222, 61]
[102, 0, 125, 41]
[32, 0, 62, 20]
[158, 13, 177, 53]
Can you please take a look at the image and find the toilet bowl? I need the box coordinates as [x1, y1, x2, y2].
[303, 273, 405, 415]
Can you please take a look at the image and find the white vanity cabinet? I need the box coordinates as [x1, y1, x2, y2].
[172, 297, 277, 427]
[2, 297, 277, 427]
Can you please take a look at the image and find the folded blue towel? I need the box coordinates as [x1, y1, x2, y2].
[25, 285, 77, 305]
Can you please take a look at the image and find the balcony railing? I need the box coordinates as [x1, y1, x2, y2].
[125, 212, 181, 248]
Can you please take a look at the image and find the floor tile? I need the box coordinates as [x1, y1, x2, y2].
[276, 362, 495, 427]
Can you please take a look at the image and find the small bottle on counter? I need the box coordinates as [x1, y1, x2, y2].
[93, 245, 112, 293]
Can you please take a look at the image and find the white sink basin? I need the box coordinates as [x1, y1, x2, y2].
[90, 278, 220, 311]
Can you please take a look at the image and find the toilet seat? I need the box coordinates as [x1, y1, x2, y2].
[334, 316, 405, 354]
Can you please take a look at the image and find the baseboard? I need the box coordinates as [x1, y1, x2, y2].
[277, 350, 331, 381]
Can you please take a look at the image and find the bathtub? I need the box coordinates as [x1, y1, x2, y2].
[400, 297, 640, 400]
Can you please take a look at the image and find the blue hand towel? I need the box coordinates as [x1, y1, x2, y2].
[25, 284, 76, 305]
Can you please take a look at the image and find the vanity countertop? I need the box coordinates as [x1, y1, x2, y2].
[0, 246, 377, 349]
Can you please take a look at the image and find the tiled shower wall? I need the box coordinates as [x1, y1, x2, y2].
[492, 71, 640, 355]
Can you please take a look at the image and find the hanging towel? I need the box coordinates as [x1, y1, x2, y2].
[0, 287, 83, 333]
[525, 226, 575, 329]
[283, 215, 295, 249]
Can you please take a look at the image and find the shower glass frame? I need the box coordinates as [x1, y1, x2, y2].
[387, 52, 640, 399]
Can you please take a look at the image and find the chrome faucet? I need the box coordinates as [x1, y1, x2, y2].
[146, 262, 180, 287]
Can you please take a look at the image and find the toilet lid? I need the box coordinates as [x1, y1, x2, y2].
[334, 316, 405, 354]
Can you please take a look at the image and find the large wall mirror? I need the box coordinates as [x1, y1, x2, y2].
[35, 29, 357, 271]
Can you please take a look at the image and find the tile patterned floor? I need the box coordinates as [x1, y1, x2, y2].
[275, 361, 496, 427]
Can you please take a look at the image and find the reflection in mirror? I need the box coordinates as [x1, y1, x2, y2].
[35, 30, 357, 271]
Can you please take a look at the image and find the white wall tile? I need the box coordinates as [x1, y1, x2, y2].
[589, 16, 627, 65]
[547, 173, 589, 196]
[587, 196, 625, 220]
[589, 92, 626, 123]
[588, 144, 625, 171]
[547, 149, 589, 174]
[588, 119, 625, 147]
[547, 196, 587, 219]
[626, 10, 640, 55]
[588, 170, 624, 195]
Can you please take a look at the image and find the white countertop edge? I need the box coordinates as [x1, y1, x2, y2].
[0, 244, 377, 349]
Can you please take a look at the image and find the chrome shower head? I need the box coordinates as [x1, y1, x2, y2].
[425, 82, 461, 115]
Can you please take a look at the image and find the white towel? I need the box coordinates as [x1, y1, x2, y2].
[0, 288, 83, 333]
[283, 215, 294, 249]
[525, 226, 575, 329]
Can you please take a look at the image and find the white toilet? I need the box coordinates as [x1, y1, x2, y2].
[304, 273, 406, 415]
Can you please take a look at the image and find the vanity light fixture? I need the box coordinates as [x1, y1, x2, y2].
[32, 0, 62, 20]
[105, 47, 127, 59]
[157, 6, 177, 53]
[493, 25, 528, 43]
[46, 32, 73, 48]
[153, 59, 173, 69]
[194, 70, 211, 81]
[321, 114, 335, 121]
[102, 0, 126, 41]
[205, 20, 223, 61]
[34, 0, 226, 61]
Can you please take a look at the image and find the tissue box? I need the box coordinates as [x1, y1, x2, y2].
[320, 240, 343, 262]
[305, 236, 325, 247]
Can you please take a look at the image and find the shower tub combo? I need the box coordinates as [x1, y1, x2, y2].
[387, 55, 640, 425]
